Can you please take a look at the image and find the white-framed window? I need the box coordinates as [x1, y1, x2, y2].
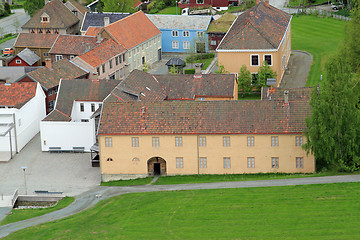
[152, 137, 159, 147]
[198, 97, 206, 101]
[183, 41, 190, 50]
[247, 157, 255, 168]
[223, 136, 230, 147]
[176, 157, 183, 168]
[196, 0, 204, 4]
[197, 31, 204, 38]
[264, 54, 272, 66]
[199, 136, 206, 147]
[81, 119, 89, 122]
[223, 157, 231, 169]
[200, 157, 207, 168]
[91, 103, 95, 112]
[49, 100, 55, 110]
[210, 40, 216, 45]
[247, 136, 254, 146]
[183, 31, 189, 37]
[250, 54, 259, 66]
[43, 52, 49, 57]
[271, 157, 279, 168]
[132, 137, 139, 147]
[109, 59, 113, 69]
[55, 55, 63, 61]
[175, 136, 182, 147]
[70, 55, 75, 60]
[102, 64, 105, 73]
[105, 137, 112, 147]
[80, 103, 84, 112]
[172, 30, 178, 37]
[106, 157, 113, 161]
[271, 136, 279, 146]
[41, 17, 49, 22]
[296, 136, 303, 146]
[16, 59, 22, 64]
[296, 157, 303, 168]
[172, 41, 179, 49]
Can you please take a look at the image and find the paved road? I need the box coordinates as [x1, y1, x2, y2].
[1, 175, 360, 238]
[0, 9, 30, 36]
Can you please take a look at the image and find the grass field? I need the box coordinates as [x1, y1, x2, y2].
[157, 6, 181, 15]
[291, 15, 346, 86]
[4, 182, 360, 239]
[101, 177, 153, 186]
[0, 197, 74, 226]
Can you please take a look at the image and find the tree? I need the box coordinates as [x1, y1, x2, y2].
[24, 0, 45, 17]
[238, 65, 253, 97]
[255, 62, 277, 91]
[4, 2, 11, 16]
[303, 53, 360, 172]
[96, 0, 104, 12]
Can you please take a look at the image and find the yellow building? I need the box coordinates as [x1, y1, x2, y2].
[98, 88, 314, 181]
[216, 0, 292, 86]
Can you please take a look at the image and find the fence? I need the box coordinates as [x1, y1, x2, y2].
[292, 8, 351, 21]
[11, 188, 18, 207]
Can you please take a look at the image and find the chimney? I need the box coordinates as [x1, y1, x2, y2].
[265, 0, 269, 6]
[85, 43, 91, 52]
[104, 17, 110, 26]
[284, 90, 289, 105]
[194, 63, 202, 78]
[45, 58, 52, 69]
[249, 11, 254, 17]
[90, 71, 98, 80]
[96, 32, 102, 43]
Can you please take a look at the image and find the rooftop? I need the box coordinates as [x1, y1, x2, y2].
[49, 35, 98, 55]
[146, 14, 212, 30]
[0, 82, 37, 109]
[16, 48, 41, 65]
[207, 12, 236, 33]
[81, 12, 130, 32]
[14, 33, 59, 49]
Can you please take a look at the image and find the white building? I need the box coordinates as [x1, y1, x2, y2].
[40, 78, 120, 152]
[0, 82, 46, 161]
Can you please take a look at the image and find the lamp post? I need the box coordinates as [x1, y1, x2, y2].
[21, 166, 27, 195]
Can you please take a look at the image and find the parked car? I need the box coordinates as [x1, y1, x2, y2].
[3, 48, 14, 57]
[331, 2, 343, 10]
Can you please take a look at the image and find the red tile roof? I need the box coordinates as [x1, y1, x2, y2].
[75, 39, 126, 67]
[68, 0, 90, 15]
[49, 35, 98, 55]
[0, 82, 37, 108]
[261, 87, 312, 101]
[103, 11, 161, 49]
[217, 2, 291, 50]
[14, 33, 59, 49]
[98, 98, 311, 135]
[85, 26, 102, 36]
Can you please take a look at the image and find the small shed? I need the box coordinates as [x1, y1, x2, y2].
[8, 48, 40, 67]
[165, 58, 186, 74]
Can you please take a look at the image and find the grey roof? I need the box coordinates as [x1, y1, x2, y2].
[81, 12, 131, 32]
[0, 67, 40, 83]
[146, 14, 212, 30]
[17, 48, 41, 66]
[165, 58, 185, 66]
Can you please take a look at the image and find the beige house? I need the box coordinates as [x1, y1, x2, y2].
[98, 88, 314, 181]
[216, 0, 292, 86]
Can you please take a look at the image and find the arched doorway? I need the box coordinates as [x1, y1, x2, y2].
[147, 157, 166, 176]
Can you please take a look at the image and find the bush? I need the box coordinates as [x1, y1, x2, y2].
[184, 69, 195, 74]
[186, 53, 214, 63]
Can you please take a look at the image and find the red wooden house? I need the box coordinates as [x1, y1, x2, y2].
[8, 48, 40, 67]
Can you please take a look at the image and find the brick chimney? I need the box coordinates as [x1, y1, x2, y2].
[194, 63, 202, 78]
[284, 90, 289, 105]
[265, 0, 269, 6]
[45, 58, 52, 69]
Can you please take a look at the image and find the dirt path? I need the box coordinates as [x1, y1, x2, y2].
[280, 50, 313, 88]
[1, 175, 360, 238]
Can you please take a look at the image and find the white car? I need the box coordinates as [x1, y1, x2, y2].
[331, 2, 343, 10]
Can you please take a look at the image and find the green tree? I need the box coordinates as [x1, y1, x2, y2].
[238, 65, 253, 97]
[256, 62, 277, 91]
[4, 2, 11, 16]
[304, 53, 360, 172]
[24, 0, 44, 17]
[96, 0, 104, 12]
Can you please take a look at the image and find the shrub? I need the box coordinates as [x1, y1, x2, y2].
[186, 53, 214, 63]
[184, 69, 195, 74]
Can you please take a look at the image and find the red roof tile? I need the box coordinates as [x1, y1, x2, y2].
[14, 33, 59, 49]
[49, 35, 98, 55]
[85, 26, 102, 36]
[0, 82, 37, 108]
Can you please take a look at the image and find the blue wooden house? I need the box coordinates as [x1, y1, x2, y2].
[146, 14, 212, 53]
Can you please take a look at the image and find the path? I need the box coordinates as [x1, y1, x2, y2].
[0, 9, 30, 36]
[1, 175, 360, 238]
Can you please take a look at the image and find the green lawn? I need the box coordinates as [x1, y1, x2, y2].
[288, 0, 327, 7]
[4, 182, 360, 239]
[0, 197, 74, 226]
[157, 6, 181, 15]
[291, 15, 346, 86]
[101, 177, 153, 186]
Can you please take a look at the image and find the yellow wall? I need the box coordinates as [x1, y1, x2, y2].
[217, 22, 291, 87]
[99, 133, 314, 181]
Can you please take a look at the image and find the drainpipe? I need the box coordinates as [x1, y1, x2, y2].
[12, 113, 18, 153]
[9, 127, 13, 159]
[197, 135, 199, 176]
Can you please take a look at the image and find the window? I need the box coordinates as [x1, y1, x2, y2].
[296, 136, 303, 146]
[45, 29, 51, 34]
[264, 54, 272, 66]
[132, 137, 139, 147]
[105, 137, 112, 147]
[43, 52, 49, 57]
[70, 55, 75, 60]
[48, 89, 53, 96]
[152, 137, 159, 147]
[197, 31, 204, 38]
[142, 56, 145, 65]
[223, 157, 231, 168]
[223, 136, 230, 147]
[55, 55, 63, 61]
[41, 17, 48, 22]
[115, 56, 119, 65]
[271, 136, 279, 146]
[16, 60, 21, 64]
[54, 29, 59, 34]
[210, 40, 216, 45]
[109, 73, 115, 79]
[175, 137, 182, 147]
[183, 41, 190, 50]
[80, 103, 84, 112]
[172, 30, 178, 37]
[91, 103, 95, 112]
[247, 157, 255, 168]
[96, 67, 100, 75]
[38, 29, 43, 34]
[30, 29, 35, 33]
[102, 64, 105, 73]
[199, 136, 206, 147]
[251, 55, 259, 66]
[81, 119, 89, 122]
[106, 157, 113, 161]
[196, 0, 204, 4]
[183, 31, 189, 37]
[271, 157, 279, 168]
[109, 59, 113, 69]
[123, 54, 125, 62]
[198, 97, 206, 101]
[247, 136, 254, 146]
[176, 157, 183, 168]
[49, 100, 55, 110]
[296, 157, 303, 168]
[200, 157, 207, 168]
[172, 41, 179, 49]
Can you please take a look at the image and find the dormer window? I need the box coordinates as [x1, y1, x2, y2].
[72, 10, 77, 16]
[41, 17, 49, 22]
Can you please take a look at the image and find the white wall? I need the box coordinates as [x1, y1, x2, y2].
[40, 120, 96, 151]
[71, 101, 102, 122]
[0, 113, 16, 152]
